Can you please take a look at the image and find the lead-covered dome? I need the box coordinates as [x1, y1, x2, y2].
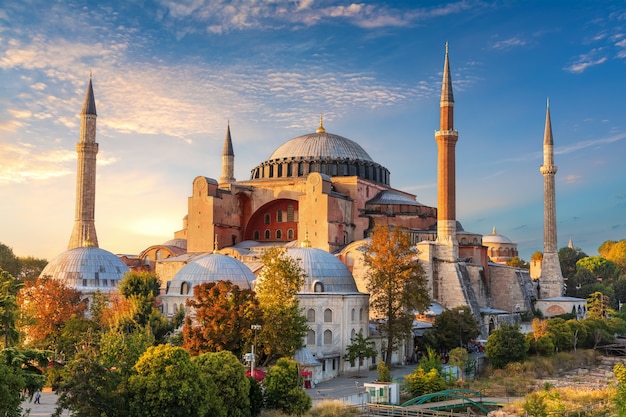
[285, 246, 359, 293]
[166, 253, 255, 295]
[250, 120, 390, 185]
[40, 247, 129, 292]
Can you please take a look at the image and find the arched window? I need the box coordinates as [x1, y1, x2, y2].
[307, 308, 315, 322]
[264, 229, 270, 239]
[173, 303, 178, 312]
[307, 330, 315, 345]
[359, 308, 363, 321]
[254, 230, 260, 240]
[351, 328, 356, 339]
[351, 308, 355, 321]
[324, 308, 332, 323]
[181, 281, 190, 295]
[314, 282, 324, 292]
[276, 230, 282, 239]
[288, 229, 294, 239]
[287, 205, 295, 221]
[323, 329, 332, 345]
[277, 210, 283, 222]
[264, 213, 270, 224]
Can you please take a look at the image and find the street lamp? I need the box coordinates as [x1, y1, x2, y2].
[250, 324, 262, 378]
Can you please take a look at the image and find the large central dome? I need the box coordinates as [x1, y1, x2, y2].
[250, 120, 390, 185]
[268, 132, 373, 162]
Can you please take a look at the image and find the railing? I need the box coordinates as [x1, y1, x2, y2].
[362, 404, 477, 417]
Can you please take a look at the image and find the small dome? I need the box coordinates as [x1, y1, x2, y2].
[367, 190, 423, 206]
[166, 253, 255, 295]
[285, 247, 358, 293]
[40, 247, 129, 292]
[482, 226, 513, 244]
[162, 238, 187, 250]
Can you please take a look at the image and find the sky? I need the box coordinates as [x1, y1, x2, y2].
[1, 0, 625, 262]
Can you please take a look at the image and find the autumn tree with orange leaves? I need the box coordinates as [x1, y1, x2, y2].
[18, 276, 88, 355]
[182, 280, 262, 357]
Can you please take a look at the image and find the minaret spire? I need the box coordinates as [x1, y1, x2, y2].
[219, 120, 236, 184]
[539, 100, 564, 297]
[68, 76, 99, 249]
[435, 42, 459, 255]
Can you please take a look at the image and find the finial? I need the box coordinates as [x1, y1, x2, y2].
[546, 97, 550, 109]
[445, 41, 449, 54]
[491, 226, 497, 235]
[316, 113, 326, 133]
[84, 229, 94, 247]
[300, 228, 312, 248]
[90, 70, 92, 79]
[227, 119, 230, 126]
[213, 234, 219, 254]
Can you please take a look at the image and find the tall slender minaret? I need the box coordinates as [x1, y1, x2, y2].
[435, 42, 459, 259]
[68, 76, 99, 249]
[219, 121, 235, 184]
[539, 100, 564, 298]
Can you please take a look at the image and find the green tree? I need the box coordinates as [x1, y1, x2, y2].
[128, 345, 207, 417]
[586, 291, 614, 320]
[0, 270, 23, 347]
[255, 247, 308, 364]
[183, 280, 262, 357]
[0, 243, 20, 278]
[545, 318, 574, 352]
[344, 332, 377, 376]
[0, 350, 25, 417]
[432, 306, 480, 350]
[194, 350, 249, 417]
[17, 256, 48, 282]
[248, 377, 263, 417]
[576, 256, 620, 283]
[118, 271, 183, 343]
[376, 359, 391, 382]
[614, 362, 626, 416]
[485, 323, 528, 368]
[405, 367, 447, 397]
[558, 246, 587, 280]
[53, 348, 127, 417]
[448, 347, 468, 381]
[99, 324, 154, 377]
[364, 225, 430, 366]
[264, 358, 311, 416]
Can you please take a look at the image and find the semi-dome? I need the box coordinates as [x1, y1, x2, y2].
[250, 120, 390, 185]
[166, 253, 255, 295]
[40, 247, 129, 292]
[285, 246, 359, 293]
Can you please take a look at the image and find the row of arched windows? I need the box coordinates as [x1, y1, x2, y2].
[307, 307, 365, 323]
[253, 229, 295, 240]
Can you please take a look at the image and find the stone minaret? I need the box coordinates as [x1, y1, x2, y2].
[219, 121, 235, 184]
[435, 42, 459, 259]
[68, 77, 99, 249]
[539, 100, 564, 298]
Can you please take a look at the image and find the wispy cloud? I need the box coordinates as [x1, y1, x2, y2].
[564, 48, 608, 73]
[491, 36, 527, 50]
[555, 132, 626, 154]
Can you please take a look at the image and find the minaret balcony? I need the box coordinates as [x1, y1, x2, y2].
[435, 130, 458, 137]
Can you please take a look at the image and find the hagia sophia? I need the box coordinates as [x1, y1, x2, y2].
[39, 44, 582, 382]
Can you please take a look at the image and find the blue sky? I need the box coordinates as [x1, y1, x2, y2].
[1, 0, 625, 262]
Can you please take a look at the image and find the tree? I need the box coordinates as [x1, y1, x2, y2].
[194, 350, 249, 417]
[586, 291, 615, 320]
[405, 367, 447, 397]
[344, 332, 377, 376]
[614, 362, 626, 416]
[0, 270, 23, 347]
[0, 350, 25, 417]
[53, 348, 127, 417]
[558, 246, 587, 280]
[576, 256, 620, 283]
[255, 247, 308, 364]
[376, 359, 391, 382]
[17, 256, 48, 282]
[448, 347, 468, 381]
[432, 306, 480, 350]
[599, 239, 626, 273]
[117, 271, 183, 343]
[364, 225, 430, 366]
[128, 345, 207, 417]
[183, 280, 262, 357]
[18, 276, 88, 354]
[0, 243, 20, 278]
[264, 358, 312, 416]
[506, 256, 529, 269]
[485, 323, 528, 368]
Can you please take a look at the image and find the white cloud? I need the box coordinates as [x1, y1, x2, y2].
[492, 37, 527, 50]
[564, 48, 608, 73]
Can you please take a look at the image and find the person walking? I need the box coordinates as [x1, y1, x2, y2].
[34, 390, 41, 404]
